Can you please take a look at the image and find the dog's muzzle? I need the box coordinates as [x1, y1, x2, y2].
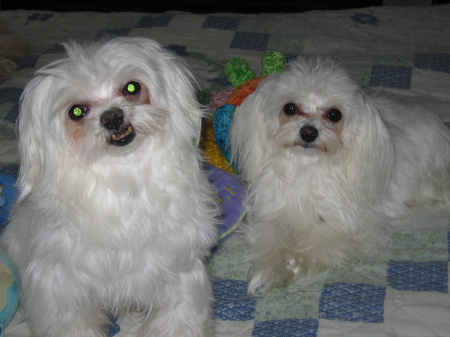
[100, 108, 136, 146]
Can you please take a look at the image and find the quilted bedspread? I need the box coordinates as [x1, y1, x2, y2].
[0, 5, 449, 337]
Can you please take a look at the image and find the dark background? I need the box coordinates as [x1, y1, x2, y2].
[1, 0, 449, 14]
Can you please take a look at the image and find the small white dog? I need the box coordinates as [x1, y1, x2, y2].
[230, 57, 450, 296]
[1, 37, 218, 336]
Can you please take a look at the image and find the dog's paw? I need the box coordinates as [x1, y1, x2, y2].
[286, 255, 308, 276]
[247, 253, 307, 296]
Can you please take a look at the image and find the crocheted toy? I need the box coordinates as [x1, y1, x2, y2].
[202, 50, 287, 174]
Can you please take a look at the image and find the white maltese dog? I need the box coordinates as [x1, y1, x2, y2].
[229, 57, 450, 296]
[1, 37, 219, 336]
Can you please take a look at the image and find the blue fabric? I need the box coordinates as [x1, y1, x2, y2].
[214, 279, 257, 321]
[202, 16, 241, 31]
[414, 53, 450, 73]
[230, 32, 270, 51]
[369, 65, 412, 89]
[0, 175, 17, 231]
[387, 260, 448, 293]
[253, 319, 319, 337]
[319, 282, 386, 323]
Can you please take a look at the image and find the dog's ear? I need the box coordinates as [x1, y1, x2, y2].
[342, 92, 396, 200]
[133, 38, 204, 146]
[161, 54, 204, 145]
[229, 88, 276, 180]
[16, 76, 48, 199]
[16, 73, 67, 200]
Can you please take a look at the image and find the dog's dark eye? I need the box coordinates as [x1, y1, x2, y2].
[68, 105, 87, 120]
[283, 103, 299, 116]
[123, 81, 141, 95]
[326, 109, 342, 122]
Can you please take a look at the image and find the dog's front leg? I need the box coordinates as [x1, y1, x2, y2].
[243, 218, 308, 296]
[23, 266, 112, 337]
[138, 260, 213, 337]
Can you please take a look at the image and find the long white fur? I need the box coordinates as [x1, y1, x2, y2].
[1, 37, 218, 336]
[230, 57, 450, 296]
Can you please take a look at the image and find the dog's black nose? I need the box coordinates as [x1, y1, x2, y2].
[300, 125, 319, 143]
[101, 108, 124, 131]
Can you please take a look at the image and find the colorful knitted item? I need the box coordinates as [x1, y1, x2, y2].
[201, 50, 287, 173]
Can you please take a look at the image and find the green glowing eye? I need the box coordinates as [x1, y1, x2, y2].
[127, 83, 136, 93]
[73, 107, 83, 117]
[69, 105, 87, 120]
[124, 81, 141, 95]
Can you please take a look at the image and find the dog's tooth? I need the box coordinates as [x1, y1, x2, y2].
[112, 125, 134, 140]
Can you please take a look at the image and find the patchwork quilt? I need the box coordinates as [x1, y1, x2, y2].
[0, 5, 449, 337]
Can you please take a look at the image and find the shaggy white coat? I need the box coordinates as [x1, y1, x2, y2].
[230, 58, 450, 296]
[1, 37, 218, 337]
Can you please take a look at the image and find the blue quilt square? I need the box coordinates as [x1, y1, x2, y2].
[230, 32, 270, 51]
[318, 282, 386, 323]
[214, 279, 256, 321]
[414, 54, 450, 74]
[387, 260, 448, 293]
[369, 65, 412, 89]
[93, 28, 133, 40]
[136, 14, 174, 28]
[202, 16, 241, 31]
[252, 319, 318, 337]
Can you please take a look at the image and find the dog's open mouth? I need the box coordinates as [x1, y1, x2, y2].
[110, 124, 136, 146]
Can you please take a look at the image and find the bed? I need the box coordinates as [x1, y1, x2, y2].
[0, 5, 449, 337]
